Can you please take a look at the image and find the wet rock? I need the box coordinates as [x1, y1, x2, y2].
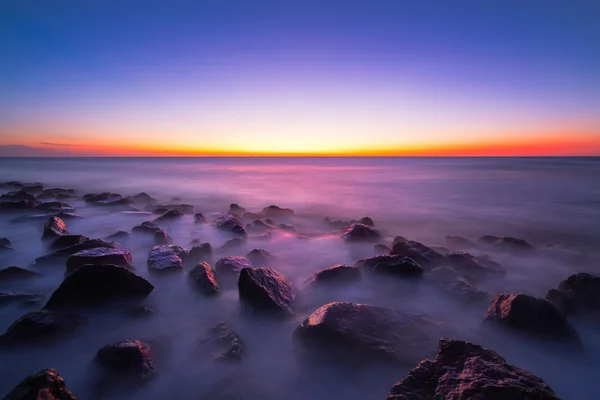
[429, 267, 490, 303]
[50, 234, 89, 250]
[194, 213, 207, 223]
[2, 368, 77, 400]
[131, 192, 157, 204]
[484, 293, 580, 343]
[35, 201, 73, 212]
[132, 221, 171, 244]
[327, 219, 351, 231]
[355, 254, 407, 271]
[0, 181, 24, 189]
[0, 266, 41, 282]
[66, 246, 133, 273]
[44, 265, 154, 310]
[310, 264, 361, 286]
[42, 216, 69, 240]
[374, 244, 390, 254]
[546, 273, 600, 316]
[242, 211, 260, 220]
[238, 267, 296, 317]
[390, 238, 445, 269]
[246, 248, 275, 267]
[445, 235, 478, 250]
[373, 256, 424, 278]
[21, 184, 44, 194]
[1, 189, 37, 203]
[341, 223, 381, 242]
[0, 199, 37, 211]
[187, 243, 213, 264]
[228, 203, 246, 215]
[0, 310, 86, 345]
[294, 302, 442, 364]
[260, 205, 294, 218]
[96, 339, 157, 382]
[246, 218, 277, 234]
[218, 237, 247, 253]
[36, 239, 123, 264]
[214, 213, 247, 237]
[105, 230, 130, 241]
[478, 235, 534, 252]
[195, 322, 244, 361]
[386, 338, 558, 400]
[145, 203, 194, 214]
[189, 262, 220, 295]
[358, 216, 374, 226]
[83, 192, 121, 203]
[39, 187, 76, 198]
[147, 245, 187, 273]
[0, 292, 44, 307]
[445, 252, 505, 277]
[153, 209, 183, 222]
[215, 256, 252, 277]
[278, 223, 297, 233]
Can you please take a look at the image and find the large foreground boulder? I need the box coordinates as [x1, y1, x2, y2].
[546, 273, 600, 317]
[189, 262, 220, 295]
[44, 265, 154, 310]
[195, 322, 244, 361]
[95, 339, 157, 383]
[294, 302, 442, 364]
[2, 368, 77, 400]
[66, 246, 132, 273]
[386, 338, 558, 400]
[484, 293, 580, 343]
[238, 268, 296, 317]
[0, 310, 86, 345]
[390, 238, 445, 268]
[42, 216, 69, 240]
[341, 223, 381, 242]
[147, 245, 186, 273]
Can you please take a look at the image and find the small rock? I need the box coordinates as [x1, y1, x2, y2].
[132, 221, 171, 244]
[310, 264, 361, 286]
[218, 237, 246, 252]
[390, 238, 445, 269]
[194, 213, 207, 223]
[373, 256, 424, 278]
[96, 339, 157, 382]
[215, 256, 251, 276]
[429, 267, 490, 303]
[145, 203, 194, 214]
[189, 262, 220, 295]
[445, 235, 477, 250]
[147, 245, 187, 273]
[195, 322, 244, 361]
[105, 230, 130, 241]
[355, 254, 407, 271]
[278, 223, 297, 233]
[50, 235, 89, 250]
[260, 205, 294, 218]
[1, 189, 37, 202]
[214, 214, 248, 237]
[21, 184, 44, 194]
[228, 203, 246, 215]
[246, 218, 277, 233]
[0, 266, 41, 282]
[341, 223, 381, 242]
[0, 310, 86, 345]
[358, 216, 374, 226]
[187, 243, 213, 264]
[246, 248, 275, 267]
[0, 200, 37, 210]
[445, 252, 505, 277]
[83, 192, 121, 203]
[36, 239, 123, 264]
[153, 209, 183, 222]
[238, 267, 296, 317]
[42, 216, 69, 240]
[0, 237, 14, 252]
[1, 368, 77, 400]
[131, 192, 157, 204]
[66, 246, 133, 273]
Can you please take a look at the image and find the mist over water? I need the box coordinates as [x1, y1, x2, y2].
[1, 157, 599, 399]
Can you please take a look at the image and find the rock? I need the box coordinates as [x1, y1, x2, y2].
[445, 252, 505, 277]
[386, 338, 558, 400]
[83, 192, 121, 203]
[105, 230, 130, 240]
[128, 306, 155, 319]
[546, 273, 600, 316]
[194, 213, 207, 223]
[373, 256, 424, 278]
[246, 218, 277, 234]
[358, 216, 374, 226]
[21, 184, 44, 194]
[0, 200, 36, 210]
[327, 219, 351, 231]
[478, 235, 534, 252]
[0, 181, 24, 189]
[246, 248, 275, 267]
[147, 245, 187, 273]
[189, 262, 220, 295]
[243, 211, 260, 220]
[0, 310, 85, 345]
[131, 192, 157, 204]
[260, 205, 294, 218]
[1, 189, 37, 203]
[145, 203, 194, 214]
[132, 221, 171, 244]
[44, 265, 154, 310]
[374, 244, 390, 253]
[50, 235, 89, 250]
[53, 212, 83, 220]
[341, 223, 381, 242]
[355, 254, 408, 271]
[96, 339, 157, 382]
[251, 232, 272, 242]
[0, 266, 41, 282]
[0, 292, 44, 307]
[36, 239, 123, 264]
[238, 267, 296, 317]
[294, 302, 442, 364]
[39, 187, 76, 198]
[215, 256, 251, 276]
[228, 203, 246, 215]
[66, 246, 133, 273]
[310, 265, 361, 286]
[484, 293, 580, 343]
[35, 201, 73, 212]
[390, 238, 445, 269]
[429, 267, 490, 303]
[187, 243, 213, 264]
[195, 322, 244, 361]
[218, 237, 246, 252]
[215, 214, 248, 237]
[42, 216, 69, 240]
[278, 223, 297, 233]
[2, 368, 77, 400]
[0, 237, 14, 252]
[153, 209, 183, 222]
[445, 235, 478, 250]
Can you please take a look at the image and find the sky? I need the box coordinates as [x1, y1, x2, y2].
[1, 0, 599, 156]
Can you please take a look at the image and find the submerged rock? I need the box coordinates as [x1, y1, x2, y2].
[386, 338, 558, 400]
[2, 368, 77, 400]
[0, 310, 85, 345]
[445, 235, 478, 250]
[44, 265, 154, 310]
[0, 266, 41, 282]
[131, 192, 157, 204]
[195, 322, 244, 361]
[238, 267, 296, 317]
[36, 239, 123, 264]
[96, 339, 157, 382]
[390, 238, 445, 269]
[145, 203, 194, 214]
[132, 221, 171, 244]
[259, 205, 294, 218]
[246, 248, 275, 267]
[429, 267, 490, 303]
[355, 254, 407, 271]
[0, 200, 37, 211]
[147, 245, 187, 273]
[66, 246, 133, 273]
[246, 218, 278, 234]
[478, 235, 534, 252]
[214, 214, 247, 237]
[373, 256, 424, 278]
[341, 223, 381, 242]
[194, 213, 207, 223]
[1, 189, 37, 203]
[187, 243, 213, 264]
[546, 273, 600, 317]
[189, 262, 220, 295]
[215, 256, 251, 276]
[105, 230, 130, 241]
[294, 302, 442, 364]
[445, 252, 505, 277]
[310, 264, 362, 286]
[0, 237, 14, 252]
[83, 192, 121, 203]
[153, 209, 183, 222]
[484, 293, 580, 343]
[218, 237, 246, 252]
[228, 203, 247, 215]
[50, 235, 89, 250]
[42, 216, 69, 240]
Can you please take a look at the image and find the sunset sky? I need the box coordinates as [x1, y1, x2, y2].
[1, 0, 599, 156]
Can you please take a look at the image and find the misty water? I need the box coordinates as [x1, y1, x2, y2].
[1, 157, 599, 399]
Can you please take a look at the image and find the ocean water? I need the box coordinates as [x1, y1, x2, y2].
[0, 156, 599, 399]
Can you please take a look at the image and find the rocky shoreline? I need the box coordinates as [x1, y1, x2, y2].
[1, 180, 599, 399]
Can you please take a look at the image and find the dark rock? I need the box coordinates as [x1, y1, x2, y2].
[484, 293, 580, 342]
[238, 267, 296, 317]
[215, 256, 251, 276]
[0, 292, 44, 307]
[246, 248, 275, 267]
[145, 203, 194, 214]
[44, 265, 154, 310]
[153, 209, 183, 222]
[50, 235, 89, 250]
[147, 245, 186, 273]
[358, 216, 374, 226]
[187, 243, 213, 264]
[310, 264, 361, 286]
[390, 239, 445, 268]
[83, 192, 121, 203]
[66, 246, 133, 273]
[2, 368, 77, 400]
[132, 221, 171, 244]
[327, 219, 351, 231]
[445, 235, 478, 250]
[128, 306, 155, 319]
[294, 302, 442, 364]
[35, 201, 73, 212]
[195, 322, 244, 361]
[218, 237, 246, 253]
[0, 181, 24, 189]
[278, 223, 297, 233]
[546, 273, 600, 316]
[0, 237, 14, 252]
[341, 223, 381, 242]
[0, 266, 41, 282]
[0, 200, 36, 210]
[36, 239, 123, 264]
[251, 232, 272, 242]
[56, 193, 78, 201]
[0, 310, 86, 345]
[478, 235, 534, 252]
[259, 205, 294, 218]
[386, 338, 558, 400]
[53, 212, 83, 220]
[429, 267, 490, 303]
[214, 214, 247, 237]
[131, 192, 157, 204]
[189, 262, 220, 295]
[374, 244, 390, 253]
[445, 252, 505, 277]
[242, 211, 260, 220]
[355, 254, 407, 271]
[228, 203, 246, 215]
[246, 218, 277, 233]
[194, 213, 207, 223]
[105, 230, 130, 241]
[42, 216, 69, 240]
[0, 237, 11, 246]
[96, 339, 157, 382]
[1, 189, 37, 202]
[151, 207, 168, 215]
[39, 187, 76, 198]
[373, 256, 424, 278]
[21, 184, 44, 194]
